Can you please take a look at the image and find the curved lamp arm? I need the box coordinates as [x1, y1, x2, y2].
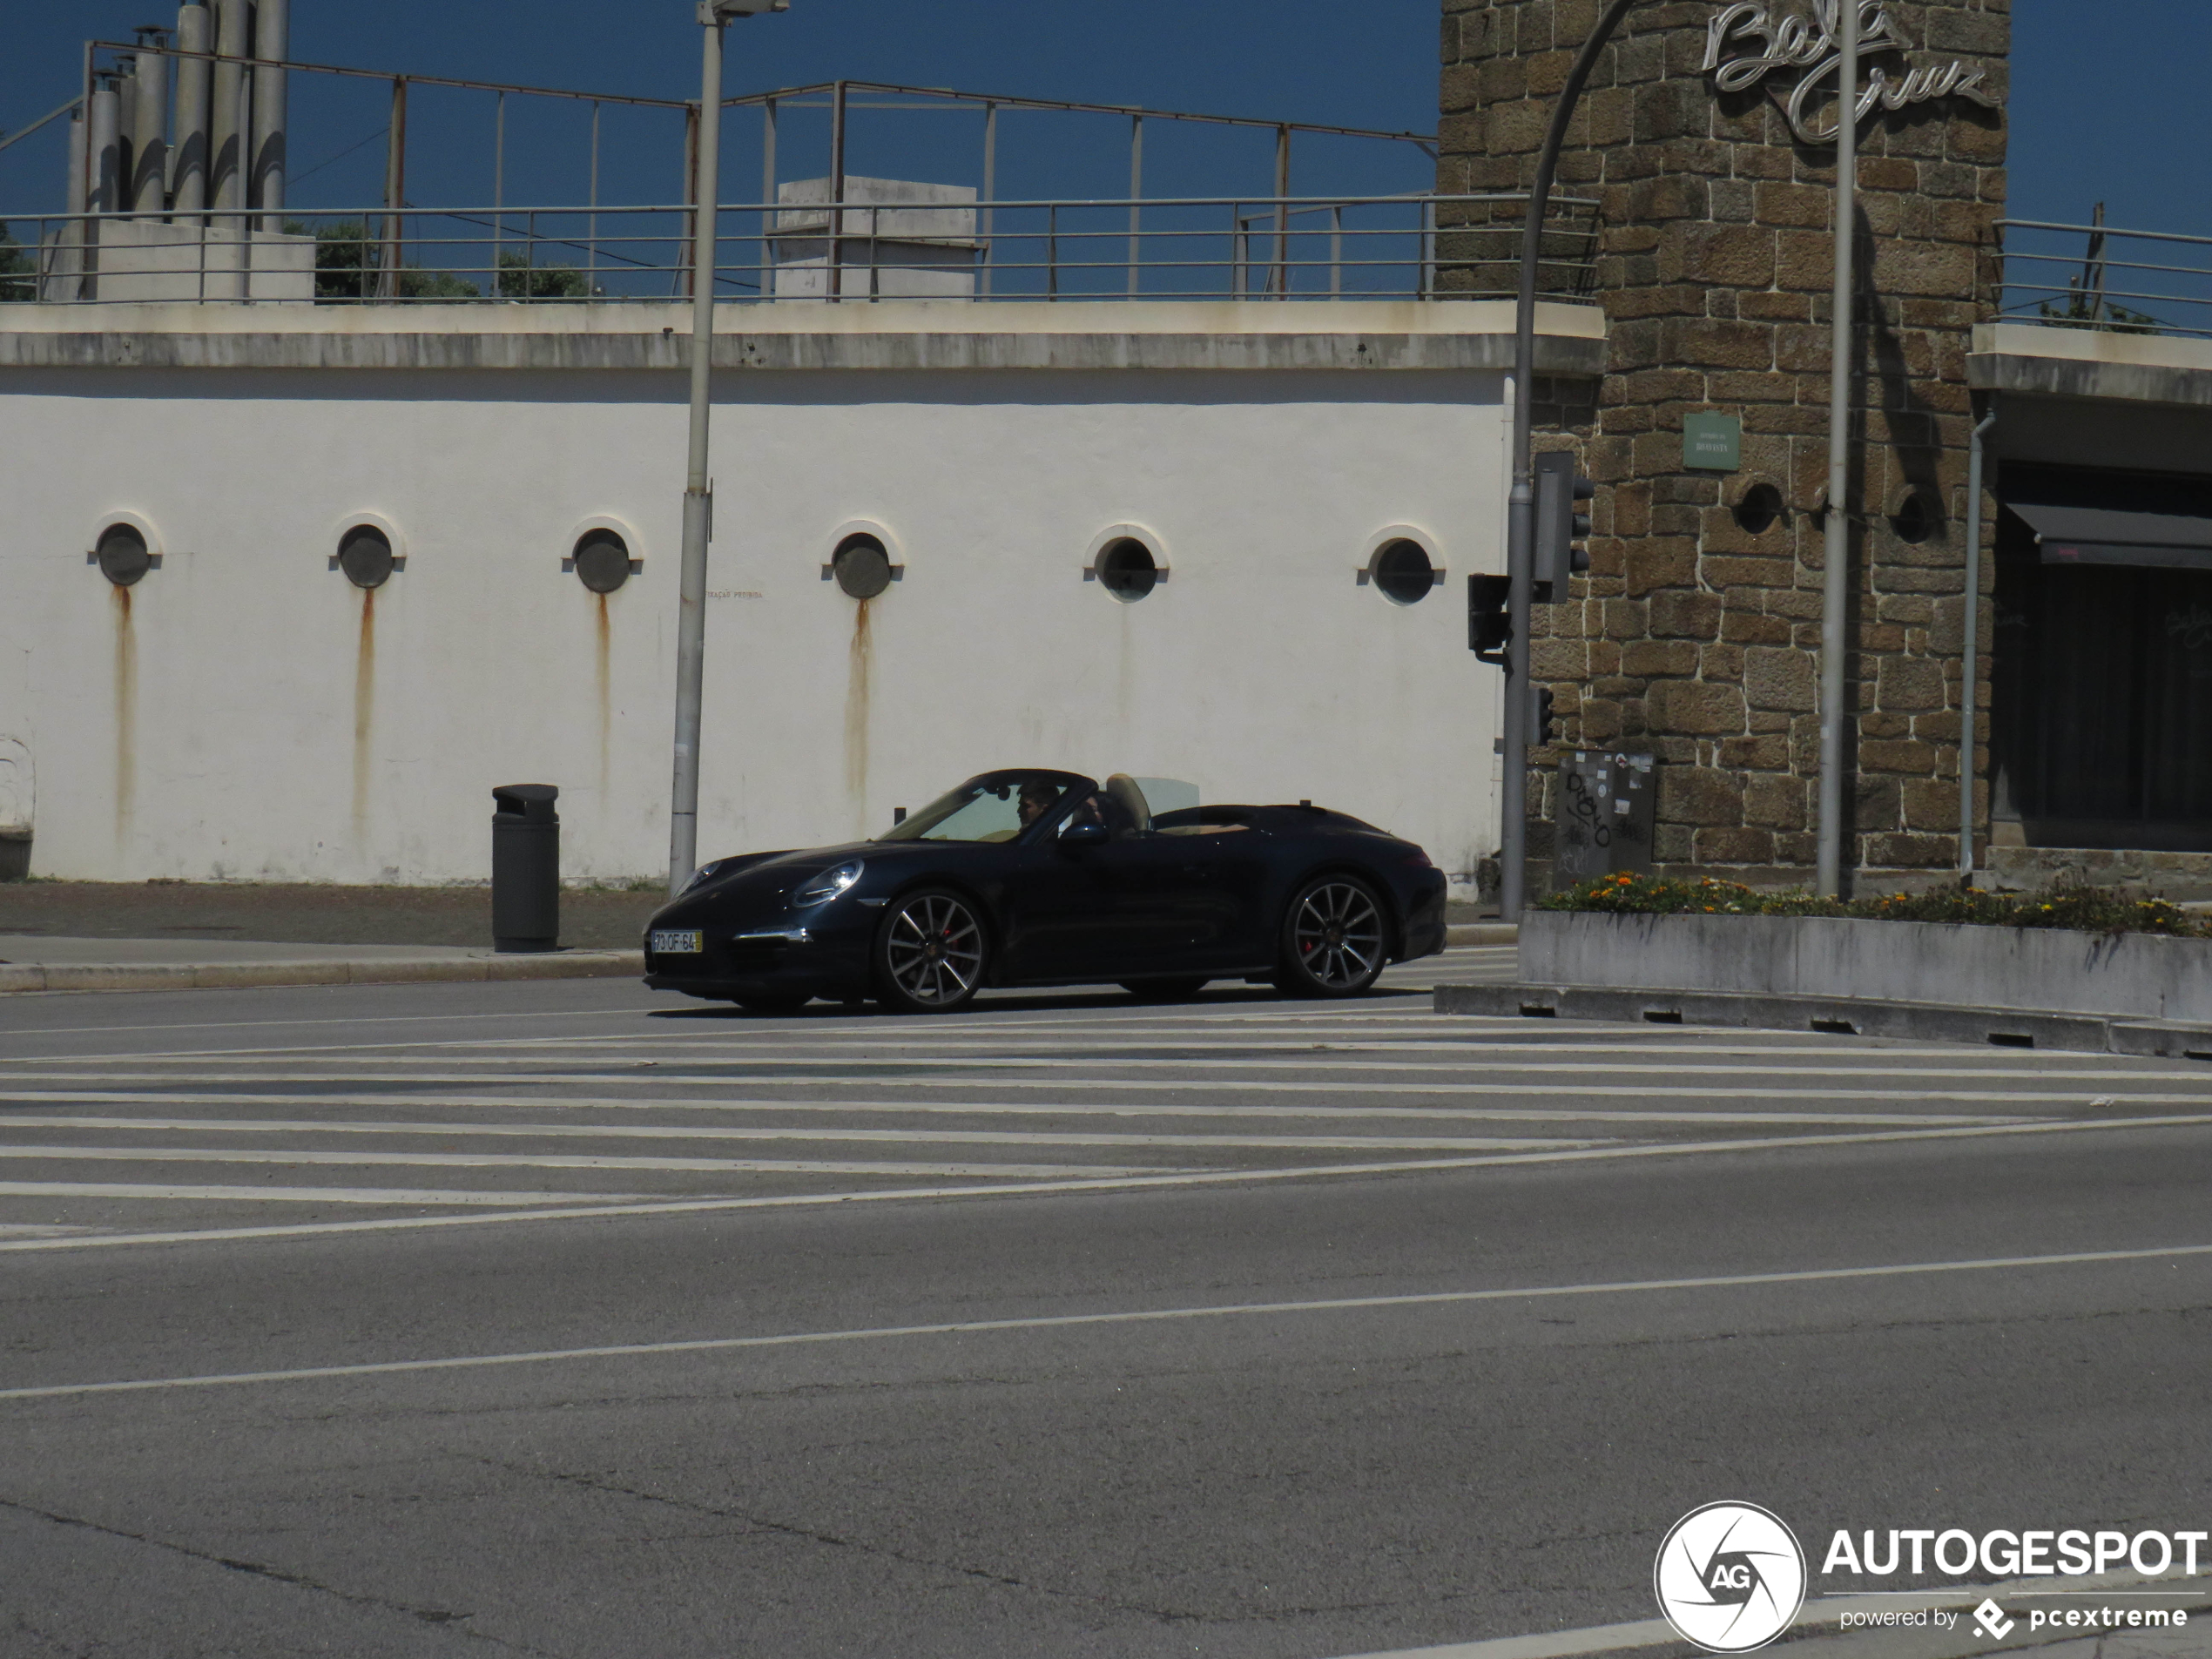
[1499, 0, 1646, 921]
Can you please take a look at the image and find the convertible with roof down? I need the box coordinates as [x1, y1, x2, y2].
[642, 768, 1448, 1013]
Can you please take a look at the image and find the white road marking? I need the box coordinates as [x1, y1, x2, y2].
[3, 1238, 2206, 1402]
[0, 1183, 646, 1207]
[6, 1046, 2156, 1073]
[0, 1029, 2122, 1064]
[0, 1116, 1602, 1153]
[3, 1109, 2207, 1255]
[0, 1145, 1167, 1178]
[3, 1073, 2187, 1105]
[0, 1092, 2030, 1127]
[516, 1032, 2152, 1061]
[0, 1006, 650, 1040]
[0, 1009, 1468, 1064]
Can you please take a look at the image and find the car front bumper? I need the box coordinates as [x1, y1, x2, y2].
[1401, 872, 1449, 959]
[642, 918, 874, 1001]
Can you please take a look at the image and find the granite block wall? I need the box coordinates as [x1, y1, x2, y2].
[1441, 0, 2008, 887]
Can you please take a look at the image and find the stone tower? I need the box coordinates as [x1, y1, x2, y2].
[1440, 0, 2010, 887]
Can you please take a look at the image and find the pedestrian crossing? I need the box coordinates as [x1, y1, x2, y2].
[2, 992, 2209, 1247]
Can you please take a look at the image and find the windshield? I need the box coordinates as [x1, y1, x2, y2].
[878, 771, 1093, 844]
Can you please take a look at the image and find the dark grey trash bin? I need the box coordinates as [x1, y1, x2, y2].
[491, 784, 560, 953]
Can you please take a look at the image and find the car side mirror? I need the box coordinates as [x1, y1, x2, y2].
[1058, 820, 1109, 848]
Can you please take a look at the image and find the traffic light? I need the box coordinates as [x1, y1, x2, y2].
[1467, 573, 1511, 664]
[1531, 686, 1557, 746]
[1535, 451, 1595, 598]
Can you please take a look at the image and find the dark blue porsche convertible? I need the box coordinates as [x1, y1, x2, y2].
[643, 768, 1448, 1013]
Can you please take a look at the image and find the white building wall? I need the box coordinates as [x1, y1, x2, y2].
[0, 301, 1605, 892]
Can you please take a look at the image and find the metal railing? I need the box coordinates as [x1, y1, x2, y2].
[1999, 216, 2212, 339]
[3, 192, 1602, 307]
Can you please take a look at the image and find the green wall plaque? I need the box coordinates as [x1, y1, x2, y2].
[1683, 413, 1743, 472]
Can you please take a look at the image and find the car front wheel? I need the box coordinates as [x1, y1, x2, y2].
[1273, 876, 1387, 998]
[874, 888, 988, 1013]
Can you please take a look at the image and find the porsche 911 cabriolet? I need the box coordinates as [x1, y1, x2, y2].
[643, 769, 1448, 1013]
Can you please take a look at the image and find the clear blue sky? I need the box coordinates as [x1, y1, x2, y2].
[1, 3, 2204, 232]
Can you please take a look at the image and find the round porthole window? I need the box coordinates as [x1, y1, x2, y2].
[1733, 482, 1784, 536]
[573, 530, 631, 594]
[1096, 537, 1158, 602]
[832, 533, 893, 600]
[1372, 538, 1435, 604]
[337, 524, 395, 590]
[1891, 491, 1939, 546]
[95, 523, 152, 588]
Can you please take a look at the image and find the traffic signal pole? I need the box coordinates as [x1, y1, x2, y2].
[1500, 0, 1642, 921]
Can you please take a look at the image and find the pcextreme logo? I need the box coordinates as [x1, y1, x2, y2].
[1654, 1502, 1809, 1653]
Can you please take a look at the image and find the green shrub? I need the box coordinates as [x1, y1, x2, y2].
[1540, 873, 2205, 937]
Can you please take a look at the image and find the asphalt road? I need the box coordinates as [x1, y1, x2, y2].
[2, 956, 2209, 1658]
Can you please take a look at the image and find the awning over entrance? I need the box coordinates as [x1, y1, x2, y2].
[2007, 500, 2212, 570]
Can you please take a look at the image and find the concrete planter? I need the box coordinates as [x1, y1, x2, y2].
[1521, 910, 2212, 1022]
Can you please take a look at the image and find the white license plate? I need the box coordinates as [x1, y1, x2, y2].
[651, 929, 704, 954]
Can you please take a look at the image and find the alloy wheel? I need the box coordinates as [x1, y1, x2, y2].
[883, 893, 985, 1008]
[1291, 880, 1385, 991]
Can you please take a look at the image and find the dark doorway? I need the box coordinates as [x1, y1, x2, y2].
[1993, 464, 2212, 850]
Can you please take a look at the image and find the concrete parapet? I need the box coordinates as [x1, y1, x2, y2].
[1515, 910, 2212, 1025]
[1434, 980, 2212, 1059]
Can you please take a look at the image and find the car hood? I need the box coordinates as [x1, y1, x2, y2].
[649, 840, 921, 927]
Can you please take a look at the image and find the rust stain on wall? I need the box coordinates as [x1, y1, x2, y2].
[1116, 603, 1136, 729]
[844, 596, 872, 826]
[596, 591, 612, 798]
[112, 585, 135, 845]
[352, 586, 375, 840]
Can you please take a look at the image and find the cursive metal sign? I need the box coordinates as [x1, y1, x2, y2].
[1703, 0, 2000, 145]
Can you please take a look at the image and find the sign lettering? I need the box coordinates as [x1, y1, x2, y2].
[1702, 0, 2000, 145]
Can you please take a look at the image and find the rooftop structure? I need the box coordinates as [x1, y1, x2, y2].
[1, 13, 1602, 308]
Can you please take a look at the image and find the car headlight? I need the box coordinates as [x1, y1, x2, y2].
[681, 859, 731, 895]
[793, 859, 864, 906]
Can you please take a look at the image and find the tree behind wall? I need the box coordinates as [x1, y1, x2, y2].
[0, 226, 34, 301]
[494, 252, 591, 300]
[287, 219, 482, 301]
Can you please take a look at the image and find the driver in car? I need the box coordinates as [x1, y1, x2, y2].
[1017, 780, 1061, 827]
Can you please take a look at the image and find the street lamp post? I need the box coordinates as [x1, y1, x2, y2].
[669, 0, 789, 899]
[1499, 0, 1642, 921]
[1815, 0, 1860, 898]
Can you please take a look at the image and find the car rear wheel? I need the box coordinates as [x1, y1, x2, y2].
[874, 888, 988, 1013]
[1119, 977, 1209, 1002]
[1273, 876, 1387, 998]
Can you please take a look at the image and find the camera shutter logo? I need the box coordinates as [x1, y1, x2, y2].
[1653, 1502, 1807, 1652]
